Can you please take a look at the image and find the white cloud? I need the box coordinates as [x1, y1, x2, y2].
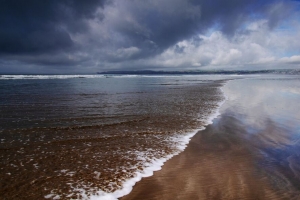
[280, 55, 300, 64]
[147, 19, 300, 70]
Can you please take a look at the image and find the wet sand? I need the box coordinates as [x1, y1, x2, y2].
[122, 115, 299, 200]
[122, 77, 300, 200]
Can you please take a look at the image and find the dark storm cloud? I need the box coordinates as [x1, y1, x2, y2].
[97, 0, 293, 62]
[129, 0, 291, 46]
[0, 0, 297, 72]
[0, 0, 107, 54]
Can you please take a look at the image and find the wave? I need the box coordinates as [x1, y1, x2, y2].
[0, 75, 108, 79]
[0, 74, 247, 80]
[67, 84, 227, 200]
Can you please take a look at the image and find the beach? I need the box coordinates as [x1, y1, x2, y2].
[2, 0, 300, 199]
[1, 74, 300, 199]
[122, 75, 300, 200]
[122, 117, 279, 200]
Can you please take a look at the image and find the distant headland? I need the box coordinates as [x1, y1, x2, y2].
[97, 69, 300, 75]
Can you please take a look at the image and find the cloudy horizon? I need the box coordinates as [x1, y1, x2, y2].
[1, 0, 300, 74]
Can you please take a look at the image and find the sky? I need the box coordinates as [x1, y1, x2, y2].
[0, 0, 300, 74]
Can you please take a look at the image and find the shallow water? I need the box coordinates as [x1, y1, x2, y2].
[0, 75, 227, 199]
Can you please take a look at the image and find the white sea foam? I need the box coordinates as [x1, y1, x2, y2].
[69, 84, 227, 200]
[0, 75, 106, 79]
[0, 74, 235, 80]
[0, 74, 183, 79]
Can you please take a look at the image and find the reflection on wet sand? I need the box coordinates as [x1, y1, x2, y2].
[122, 116, 284, 199]
[122, 76, 300, 200]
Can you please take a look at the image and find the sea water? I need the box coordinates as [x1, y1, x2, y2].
[2, 73, 298, 199]
[0, 75, 227, 199]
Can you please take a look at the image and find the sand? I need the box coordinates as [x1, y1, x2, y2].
[122, 77, 300, 200]
[121, 114, 299, 200]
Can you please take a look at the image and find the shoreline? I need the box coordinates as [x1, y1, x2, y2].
[0, 77, 227, 199]
[2, 76, 300, 199]
[120, 112, 280, 200]
[86, 84, 227, 199]
[120, 77, 300, 200]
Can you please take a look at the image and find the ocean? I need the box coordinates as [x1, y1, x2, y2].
[0, 74, 227, 199]
[1, 74, 300, 199]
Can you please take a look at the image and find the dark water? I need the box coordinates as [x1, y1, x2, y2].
[0, 75, 225, 199]
[0, 75, 224, 131]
